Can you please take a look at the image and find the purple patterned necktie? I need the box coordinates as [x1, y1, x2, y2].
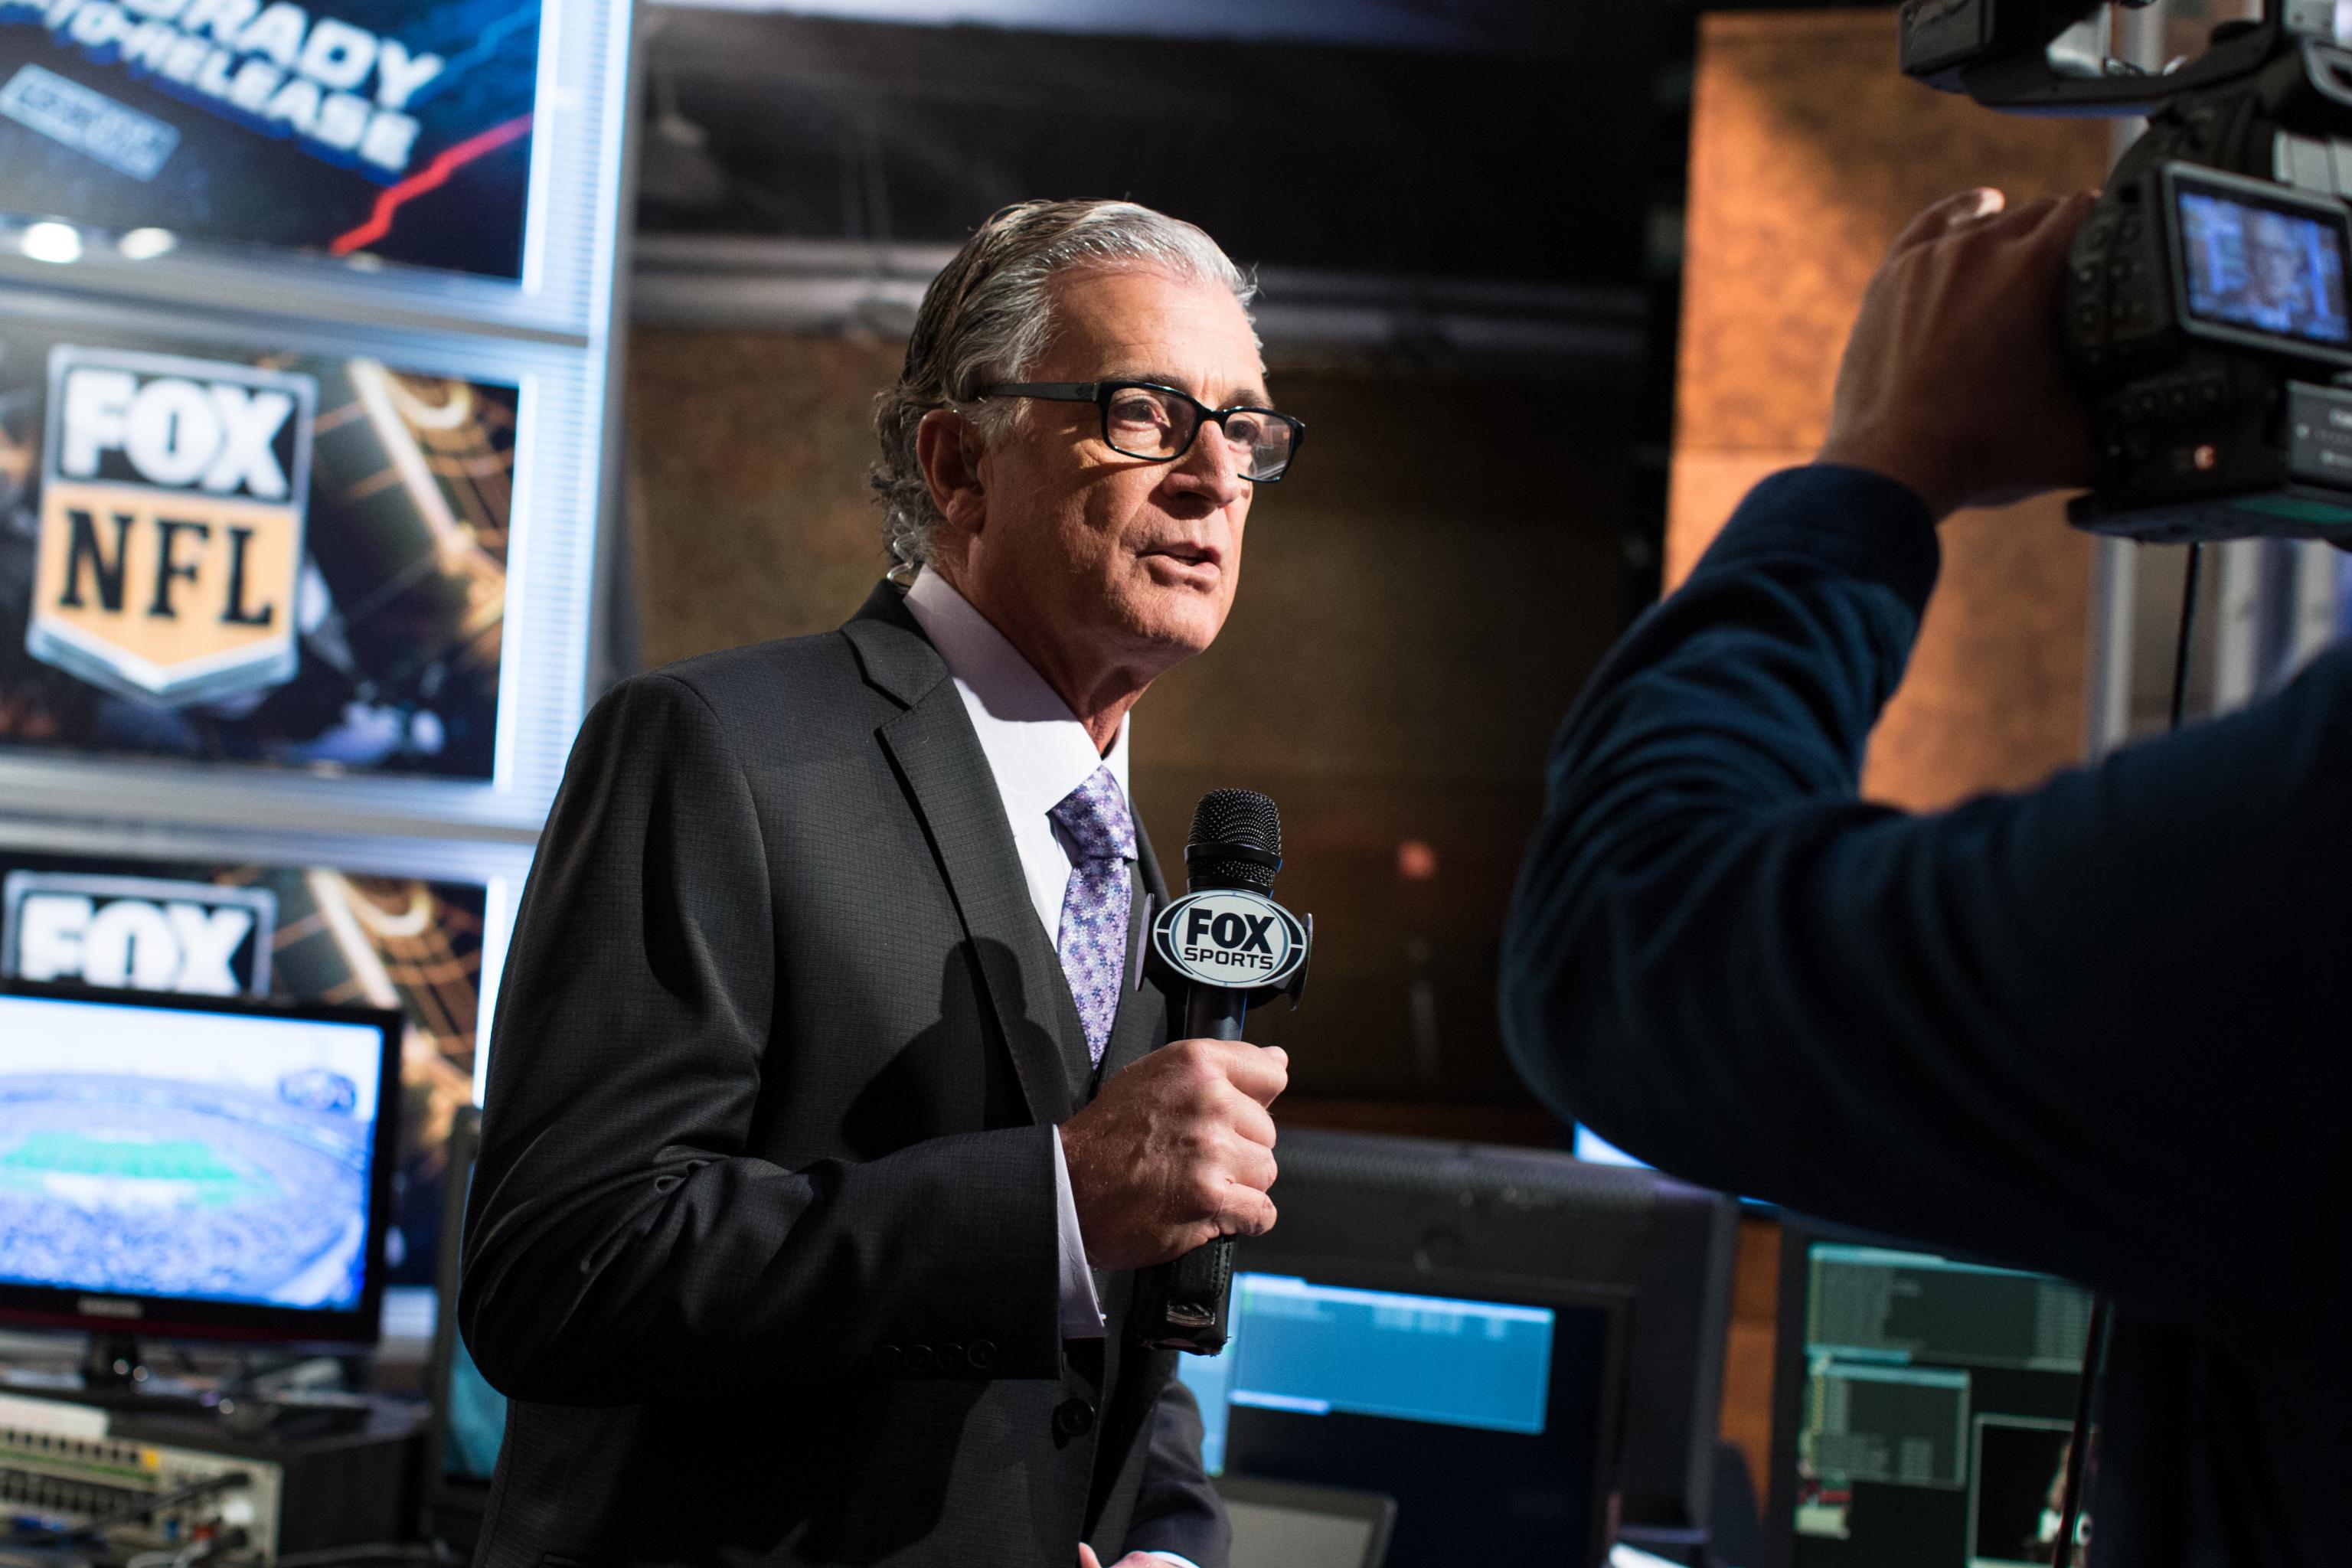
[1049, 765, 1135, 1065]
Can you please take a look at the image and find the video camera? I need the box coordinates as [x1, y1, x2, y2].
[1904, 1, 2352, 541]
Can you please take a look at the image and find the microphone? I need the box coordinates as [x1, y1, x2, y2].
[1132, 789, 1309, 1355]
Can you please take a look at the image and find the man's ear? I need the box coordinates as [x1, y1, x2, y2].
[916, 408, 988, 535]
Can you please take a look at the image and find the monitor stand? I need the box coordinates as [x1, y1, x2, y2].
[0, 1334, 372, 1436]
[74, 1333, 224, 1417]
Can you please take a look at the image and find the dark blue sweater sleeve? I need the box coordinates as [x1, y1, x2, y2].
[1499, 466, 2352, 1322]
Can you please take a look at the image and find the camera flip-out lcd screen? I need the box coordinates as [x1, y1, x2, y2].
[2176, 175, 2352, 351]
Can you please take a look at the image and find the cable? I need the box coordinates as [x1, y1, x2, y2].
[2168, 541, 2204, 730]
[2049, 1297, 2107, 1568]
[2053, 538, 2205, 1568]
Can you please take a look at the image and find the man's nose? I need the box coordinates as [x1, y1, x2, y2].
[1170, 422, 1250, 508]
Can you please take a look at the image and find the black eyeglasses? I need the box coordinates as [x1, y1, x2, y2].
[978, 381, 1304, 482]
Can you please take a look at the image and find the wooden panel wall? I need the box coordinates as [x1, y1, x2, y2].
[627, 331, 910, 664]
[1674, 8, 2112, 1499]
[1672, 8, 2109, 812]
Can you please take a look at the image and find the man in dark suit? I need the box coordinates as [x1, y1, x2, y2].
[461, 199, 1307, 1568]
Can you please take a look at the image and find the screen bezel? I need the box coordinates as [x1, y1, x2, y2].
[1248, 1126, 1743, 1531]
[1219, 1250, 1631, 1568]
[0, 978, 404, 1348]
[2164, 160, 2352, 368]
[0, 281, 604, 835]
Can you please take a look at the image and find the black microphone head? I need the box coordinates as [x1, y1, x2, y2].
[1186, 788, 1282, 893]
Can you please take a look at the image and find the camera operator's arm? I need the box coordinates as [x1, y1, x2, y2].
[1500, 191, 2352, 1322]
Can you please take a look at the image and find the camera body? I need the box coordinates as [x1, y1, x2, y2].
[1903, 1, 2352, 541]
[2070, 130, 2352, 540]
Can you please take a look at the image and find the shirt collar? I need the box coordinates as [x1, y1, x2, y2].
[903, 567, 1132, 840]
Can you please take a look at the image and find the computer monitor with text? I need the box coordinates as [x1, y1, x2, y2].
[1178, 1263, 1625, 1568]
[1768, 1220, 2098, 1568]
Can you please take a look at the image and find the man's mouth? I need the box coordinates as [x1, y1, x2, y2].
[1142, 541, 1222, 571]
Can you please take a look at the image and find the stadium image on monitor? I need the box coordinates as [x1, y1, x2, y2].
[0, 0, 541, 279]
[0, 989, 397, 1330]
[2177, 180, 2352, 349]
[0, 321, 516, 780]
[0, 844, 495, 1289]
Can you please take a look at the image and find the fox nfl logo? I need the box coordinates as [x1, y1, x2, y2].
[28, 348, 316, 707]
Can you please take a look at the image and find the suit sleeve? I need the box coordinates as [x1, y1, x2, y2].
[459, 672, 1063, 1405]
[1121, 1374, 1229, 1568]
[1498, 466, 2352, 1323]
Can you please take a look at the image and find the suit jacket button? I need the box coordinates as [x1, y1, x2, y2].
[937, 1341, 968, 1371]
[871, 1344, 903, 1374]
[907, 1344, 939, 1374]
[968, 1338, 998, 1370]
[1054, 1397, 1096, 1437]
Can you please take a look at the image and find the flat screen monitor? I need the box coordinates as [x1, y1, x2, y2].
[0, 324, 518, 782]
[0, 833, 519, 1295]
[1766, 1218, 2098, 1568]
[1215, 1475, 1394, 1568]
[1175, 1263, 1625, 1568]
[0, 0, 541, 281]
[0, 981, 401, 1344]
[1251, 1127, 1737, 1531]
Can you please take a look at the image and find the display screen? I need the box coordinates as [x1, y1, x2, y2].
[442, 1331, 507, 1479]
[1572, 1122, 1648, 1168]
[1789, 1245, 2096, 1568]
[1177, 1271, 1615, 1566]
[2178, 184, 2352, 348]
[0, 324, 514, 779]
[0, 849, 491, 1288]
[0, 0, 540, 279]
[0, 991, 387, 1311]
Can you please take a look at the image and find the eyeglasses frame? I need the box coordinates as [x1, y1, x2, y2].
[975, 380, 1305, 482]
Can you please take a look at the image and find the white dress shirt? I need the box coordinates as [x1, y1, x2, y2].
[902, 567, 1127, 1346]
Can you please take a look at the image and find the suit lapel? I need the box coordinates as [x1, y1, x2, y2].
[848, 586, 1088, 1128]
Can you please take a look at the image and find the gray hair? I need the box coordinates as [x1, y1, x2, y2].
[869, 199, 1257, 568]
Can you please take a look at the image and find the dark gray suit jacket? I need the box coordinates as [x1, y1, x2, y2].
[460, 582, 1227, 1568]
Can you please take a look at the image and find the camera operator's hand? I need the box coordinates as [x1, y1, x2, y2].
[1060, 1037, 1285, 1272]
[1817, 187, 2099, 521]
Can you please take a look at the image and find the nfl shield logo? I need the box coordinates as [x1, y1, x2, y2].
[28, 347, 316, 708]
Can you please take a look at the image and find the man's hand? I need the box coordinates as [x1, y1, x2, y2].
[1817, 187, 2100, 521]
[1060, 1037, 1285, 1272]
[1076, 1547, 1165, 1568]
